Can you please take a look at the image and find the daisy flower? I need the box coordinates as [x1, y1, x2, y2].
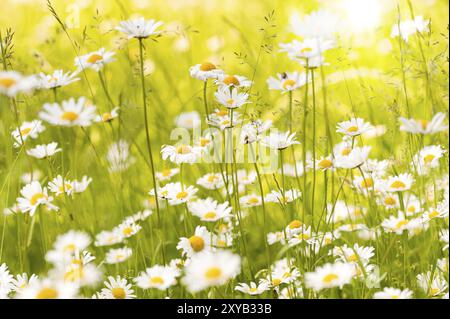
[336, 118, 374, 137]
[71, 176, 92, 194]
[0, 71, 37, 97]
[381, 211, 409, 234]
[10, 273, 39, 294]
[422, 207, 447, 222]
[51, 230, 91, 256]
[188, 198, 232, 222]
[164, 182, 198, 205]
[161, 144, 202, 164]
[106, 140, 136, 173]
[134, 265, 179, 290]
[413, 145, 446, 175]
[373, 287, 413, 299]
[214, 86, 249, 109]
[11, 120, 45, 148]
[182, 250, 241, 293]
[16, 181, 58, 216]
[334, 146, 371, 169]
[267, 231, 287, 245]
[265, 189, 301, 204]
[39, 97, 97, 127]
[267, 71, 309, 93]
[240, 119, 272, 144]
[94, 230, 124, 247]
[174, 111, 201, 129]
[37, 70, 79, 89]
[315, 156, 334, 171]
[235, 281, 269, 296]
[417, 271, 448, 297]
[156, 168, 180, 182]
[399, 112, 448, 134]
[304, 262, 354, 291]
[391, 16, 429, 42]
[115, 221, 142, 239]
[197, 173, 225, 190]
[116, 17, 163, 39]
[289, 9, 338, 40]
[74, 48, 115, 72]
[240, 194, 263, 208]
[16, 278, 78, 299]
[176, 226, 213, 257]
[48, 175, 74, 196]
[95, 107, 119, 123]
[26, 142, 61, 159]
[105, 247, 132, 264]
[189, 62, 224, 81]
[0, 263, 13, 298]
[262, 131, 300, 150]
[384, 173, 414, 192]
[215, 74, 252, 88]
[100, 276, 136, 299]
[208, 110, 243, 130]
[332, 244, 375, 265]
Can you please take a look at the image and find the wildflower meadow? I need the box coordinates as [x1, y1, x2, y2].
[0, 0, 449, 301]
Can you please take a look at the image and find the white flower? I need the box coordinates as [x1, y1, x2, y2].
[417, 271, 448, 297]
[189, 62, 224, 81]
[197, 173, 225, 190]
[336, 118, 374, 137]
[94, 107, 119, 123]
[0, 71, 37, 97]
[240, 194, 263, 208]
[16, 278, 79, 299]
[37, 70, 79, 89]
[72, 176, 92, 194]
[94, 230, 124, 247]
[174, 111, 201, 129]
[381, 211, 409, 234]
[399, 112, 448, 134]
[26, 142, 61, 159]
[176, 226, 213, 257]
[265, 189, 301, 204]
[48, 175, 74, 196]
[262, 131, 300, 150]
[267, 71, 309, 93]
[116, 17, 163, 39]
[235, 281, 269, 295]
[156, 168, 180, 182]
[10, 273, 39, 294]
[289, 9, 338, 40]
[161, 182, 198, 206]
[134, 265, 179, 290]
[74, 48, 115, 72]
[99, 276, 136, 299]
[334, 146, 371, 169]
[391, 16, 429, 42]
[412, 145, 446, 175]
[279, 38, 334, 67]
[373, 287, 413, 299]
[50, 230, 91, 256]
[161, 144, 202, 164]
[240, 119, 272, 144]
[384, 173, 414, 192]
[39, 97, 97, 127]
[182, 250, 241, 293]
[105, 247, 132, 264]
[16, 181, 58, 216]
[214, 87, 249, 109]
[0, 263, 13, 298]
[332, 244, 375, 265]
[215, 74, 252, 88]
[304, 262, 354, 291]
[11, 120, 46, 148]
[207, 109, 242, 130]
[106, 140, 135, 173]
[188, 198, 232, 222]
[115, 221, 142, 238]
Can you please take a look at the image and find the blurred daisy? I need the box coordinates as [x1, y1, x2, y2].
[215, 74, 252, 88]
[240, 119, 272, 144]
[48, 175, 74, 196]
[332, 244, 375, 265]
[289, 10, 338, 41]
[417, 271, 448, 297]
[156, 168, 180, 182]
[381, 211, 409, 234]
[106, 140, 135, 172]
[262, 131, 300, 150]
[235, 281, 269, 296]
[39, 97, 97, 127]
[26, 142, 61, 159]
[373, 287, 413, 299]
[214, 87, 249, 109]
[100, 276, 135, 299]
[305, 262, 354, 291]
[11, 120, 45, 148]
[240, 194, 262, 208]
[399, 112, 448, 134]
[51, 230, 91, 255]
[16, 278, 78, 299]
[413, 145, 446, 175]
[116, 17, 163, 39]
[0, 263, 13, 298]
[265, 189, 301, 204]
[105, 247, 132, 264]
[134, 265, 179, 290]
[10, 273, 38, 294]
[188, 198, 232, 222]
[391, 16, 429, 42]
[334, 146, 371, 169]
[182, 250, 241, 293]
[197, 173, 225, 189]
[161, 144, 202, 164]
[0, 71, 37, 97]
[336, 118, 374, 137]
[16, 181, 58, 216]
[174, 111, 201, 129]
[267, 71, 308, 93]
[384, 173, 414, 192]
[95, 107, 119, 123]
[115, 221, 142, 239]
[190, 62, 224, 81]
[37, 70, 79, 89]
[94, 230, 124, 247]
[74, 48, 115, 72]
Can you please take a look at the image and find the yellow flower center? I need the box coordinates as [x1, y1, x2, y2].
[390, 180, 406, 189]
[282, 79, 296, 90]
[348, 254, 358, 262]
[247, 197, 260, 205]
[216, 109, 228, 117]
[36, 287, 58, 299]
[429, 287, 440, 295]
[162, 169, 172, 177]
[249, 287, 258, 293]
[428, 210, 439, 219]
[395, 220, 409, 229]
[200, 138, 210, 147]
[300, 47, 313, 54]
[176, 191, 188, 199]
[102, 112, 113, 122]
[384, 197, 397, 205]
[150, 276, 165, 285]
[189, 235, 205, 252]
[204, 211, 217, 220]
[353, 207, 363, 217]
[226, 99, 235, 105]
[207, 174, 218, 183]
[322, 273, 339, 283]
[288, 220, 302, 229]
[87, 53, 103, 64]
[0, 77, 17, 88]
[64, 266, 84, 282]
[61, 111, 79, 122]
[176, 145, 191, 154]
[122, 227, 133, 236]
[64, 243, 76, 253]
[223, 75, 240, 86]
[318, 159, 333, 169]
[20, 127, 32, 136]
[200, 62, 216, 71]
[419, 119, 428, 130]
[407, 205, 416, 213]
[112, 287, 126, 299]
[272, 278, 281, 286]
[423, 154, 435, 164]
[205, 267, 222, 279]
[217, 239, 226, 247]
[341, 148, 351, 156]
[347, 126, 359, 133]
[361, 178, 374, 188]
[30, 192, 47, 205]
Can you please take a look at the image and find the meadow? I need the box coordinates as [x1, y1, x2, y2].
[0, 0, 448, 299]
